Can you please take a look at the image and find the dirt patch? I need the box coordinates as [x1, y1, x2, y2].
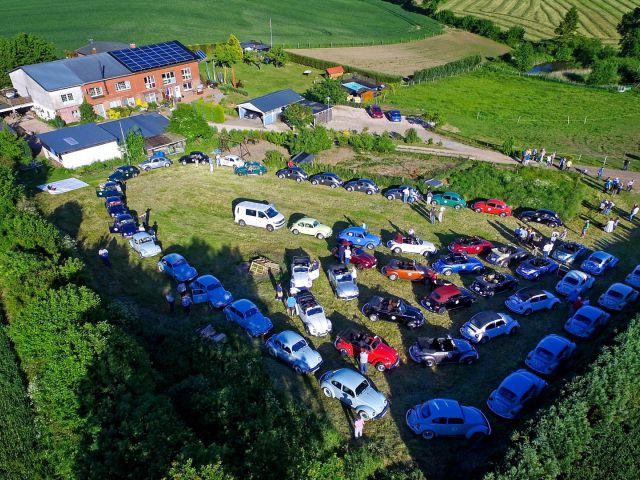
[288, 30, 509, 76]
[317, 147, 355, 165]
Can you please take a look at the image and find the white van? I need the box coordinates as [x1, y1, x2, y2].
[234, 201, 286, 231]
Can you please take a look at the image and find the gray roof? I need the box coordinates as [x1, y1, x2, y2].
[38, 123, 117, 155]
[20, 53, 131, 91]
[99, 113, 169, 142]
[239, 89, 303, 114]
[75, 41, 130, 56]
[297, 99, 331, 115]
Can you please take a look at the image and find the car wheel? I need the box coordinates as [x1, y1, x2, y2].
[486, 291, 495, 298]
[423, 251, 432, 258]
[369, 314, 379, 322]
[455, 204, 462, 210]
[139, 252, 144, 258]
[463, 356, 477, 365]
[143, 167, 149, 172]
[473, 266, 483, 272]
[524, 308, 533, 316]
[422, 430, 436, 440]
[278, 174, 285, 179]
[474, 208, 482, 213]
[424, 358, 435, 367]
[322, 387, 334, 398]
[550, 302, 559, 310]
[292, 229, 300, 235]
[389, 273, 398, 281]
[266, 224, 274, 232]
[499, 212, 507, 217]
[431, 201, 438, 206]
[366, 190, 374, 195]
[339, 348, 349, 357]
[330, 183, 337, 188]
[268, 347, 278, 357]
[522, 217, 530, 223]
[311, 180, 318, 185]
[181, 161, 187, 165]
[238, 220, 246, 227]
[386, 194, 394, 200]
[316, 233, 325, 240]
[438, 307, 447, 315]
[296, 177, 302, 182]
[509, 326, 519, 335]
[375, 363, 386, 372]
[164, 163, 170, 168]
[393, 247, 402, 254]
[346, 186, 354, 192]
[357, 410, 371, 421]
[549, 222, 558, 228]
[293, 365, 303, 375]
[480, 336, 489, 344]
[443, 269, 452, 276]
[258, 171, 264, 176]
[366, 243, 374, 250]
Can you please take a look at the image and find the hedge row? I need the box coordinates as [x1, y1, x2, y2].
[486, 313, 640, 480]
[411, 55, 483, 83]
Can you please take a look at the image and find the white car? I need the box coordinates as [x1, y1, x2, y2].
[555, 270, 594, 297]
[220, 154, 244, 167]
[386, 233, 436, 258]
[295, 291, 332, 336]
[128, 232, 162, 258]
[291, 256, 320, 290]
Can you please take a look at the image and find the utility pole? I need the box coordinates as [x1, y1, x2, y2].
[270, 17, 273, 47]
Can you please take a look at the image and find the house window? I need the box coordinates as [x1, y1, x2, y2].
[144, 75, 156, 89]
[114, 80, 131, 92]
[87, 86, 103, 98]
[161, 71, 176, 85]
[71, 110, 80, 119]
[109, 99, 122, 108]
[183, 82, 193, 91]
[181, 67, 192, 80]
[144, 92, 157, 103]
[60, 93, 74, 103]
[125, 97, 136, 107]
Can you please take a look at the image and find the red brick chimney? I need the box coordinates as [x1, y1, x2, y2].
[130, 43, 136, 49]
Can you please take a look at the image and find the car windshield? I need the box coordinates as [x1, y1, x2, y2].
[307, 307, 323, 316]
[293, 266, 308, 273]
[337, 275, 353, 283]
[172, 258, 186, 267]
[419, 404, 431, 418]
[470, 316, 487, 328]
[206, 282, 222, 291]
[607, 290, 623, 298]
[244, 307, 259, 318]
[355, 379, 370, 396]
[370, 338, 381, 349]
[121, 218, 134, 225]
[592, 257, 605, 265]
[564, 276, 579, 285]
[139, 236, 153, 244]
[292, 339, 307, 352]
[574, 314, 591, 324]
[515, 291, 530, 301]
[312, 220, 319, 227]
[498, 387, 517, 403]
[535, 347, 554, 360]
[431, 292, 442, 301]
[265, 207, 279, 218]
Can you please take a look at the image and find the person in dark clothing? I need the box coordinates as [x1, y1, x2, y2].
[182, 294, 192, 315]
[98, 247, 111, 267]
[623, 159, 630, 171]
[165, 290, 175, 313]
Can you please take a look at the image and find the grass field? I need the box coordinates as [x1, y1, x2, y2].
[384, 68, 640, 169]
[289, 30, 509, 76]
[31, 158, 640, 479]
[441, 0, 640, 43]
[3, 0, 442, 52]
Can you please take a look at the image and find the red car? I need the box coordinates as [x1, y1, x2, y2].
[331, 242, 377, 270]
[368, 105, 384, 119]
[448, 236, 494, 255]
[334, 328, 400, 372]
[472, 199, 512, 217]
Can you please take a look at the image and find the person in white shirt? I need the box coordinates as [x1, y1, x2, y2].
[351, 265, 358, 283]
[359, 349, 368, 375]
[542, 242, 554, 258]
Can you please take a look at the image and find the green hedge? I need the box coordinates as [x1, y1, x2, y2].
[411, 55, 483, 83]
[486, 314, 640, 480]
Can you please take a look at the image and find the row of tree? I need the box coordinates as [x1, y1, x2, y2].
[211, 34, 287, 68]
[0, 33, 57, 88]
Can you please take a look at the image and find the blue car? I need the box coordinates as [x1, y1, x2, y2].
[505, 287, 560, 315]
[191, 275, 233, 309]
[432, 253, 484, 276]
[108, 213, 137, 237]
[107, 203, 129, 217]
[406, 398, 491, 440]
[265, 330, 323, 374]
[564, 305, 610, 338]
[580, 251, 619, 276]
[525, 334, 576, 375]
[487, 369, 546, 419]
[157, 253, 198, 283]
[516, 256, 559, 280]
[550, 241, 587, 265]
[224, 299, 273, 337]
[336, 227, 381, 250]
[387, 110, 402, 122]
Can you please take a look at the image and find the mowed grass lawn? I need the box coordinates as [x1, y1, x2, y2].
[36, 165, 639, 479]
[385, 68, 640, 169]
[441, 0, 640, 43]
[3, 0, 441, 52]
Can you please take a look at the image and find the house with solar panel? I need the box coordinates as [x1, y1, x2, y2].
[9, 40, 202, 123]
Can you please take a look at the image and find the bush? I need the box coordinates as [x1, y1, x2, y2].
[404, 128, 420, 144]
[588, 58, 620, 85]
[411, 55, 482, 82]
[212, 105, 225, 123]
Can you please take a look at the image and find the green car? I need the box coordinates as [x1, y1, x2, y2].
[235, 161, 267, 176]
[290, 217, 333, 240]
[431, 191, 466, 209]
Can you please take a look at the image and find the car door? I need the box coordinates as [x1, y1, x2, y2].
[244, 209, 259, 227]
[443, 195, 453, 206]
[280, 342, 293, 362]
[191, 282, 208, 304]
[535, 293, 548, 311]
[431, 417, 447, 436]
[340, 384, 355, 406]
[447, 417, 464, 436]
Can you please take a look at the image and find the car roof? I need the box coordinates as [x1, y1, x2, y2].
[427, 398, 463, 417]
[502, 370, 537, 396]
[538, 334, 571, 354]
[518, 286, 545, 298]
[275, 330, 305, 346]
[115, 213, 132, 220]
[163, 253, 185, 263]
[590, 251, 611, 259]
[195, 274, 220, 286]
[298, 217, 318, 223]
[574, 305, 605, 318]
[486, 198, 505, 203]
[432, 284, 462, 300]
[470, 311, 502, 326]
[332, 368, 366, 388]
[132, 232, 152, 240]
[607, 282, 633, 293]
[344, 226, 365, 233]
[443, 191, 461, 197]
[237, 200, 271, 210]
[565, 270, 589, 280]
[231, 298, 256, 312]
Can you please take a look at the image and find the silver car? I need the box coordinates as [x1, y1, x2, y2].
[128, 231, 162, 257]
[138, 156, 172, 170]
[327, 264, 359, 300]
[265, 330, 322, 374]
[319, 368, 389, 421]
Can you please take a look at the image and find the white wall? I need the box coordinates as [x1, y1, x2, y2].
[43, 141, 122, 169]
[9, 69, 82, 120]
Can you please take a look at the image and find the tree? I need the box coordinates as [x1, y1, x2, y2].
[0, 33, 57, 87]
[281, 103, 314, 130]
[304, 78, 347, 104]
[617, 7, 640, 58]
[422, 110, 446, 127]
[123, 130, 146, 164]
[554, 7, 580, 39]
[512, 42, 536, 71]
[226, 34, 243, 63]
[287, 126, 332, 154]
[587, 58, 620, 85]
[79, 100, 98, 124]
[242, 49, 261, 69]
[213, 44, 235, 67]
[265, 46, 287, 67]
[503, 26, 526, 47]
[0, 127, 32, 168]
[168, 104, 212, 142]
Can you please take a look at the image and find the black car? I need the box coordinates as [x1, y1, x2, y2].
[344, 179, 380, 195]
[108, 165, 140, 182]
[518, 209, 563, 227]
[308, 172, 343, 188]
[106, 203, 129, 218]
[383, 185, 422, 201]
[108, 213, 138, 237]
[96, 181, 123, 198]
[486, 244, 529, 267]
[408, 336, 479, 367]
[276, 167, 308, 182]
[470, 271, 519, 297]
[420, 284, 477, 314]
[361, 296, 425, 328]
[179, 151, 209, 165]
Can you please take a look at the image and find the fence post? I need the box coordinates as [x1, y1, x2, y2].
[567, 116, 570, 125]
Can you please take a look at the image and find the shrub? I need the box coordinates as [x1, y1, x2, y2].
[212, 105, 225, 123]
[588, 58, 621, 85]
[412, 55, 482, 82]
[404, 128, 420, 144]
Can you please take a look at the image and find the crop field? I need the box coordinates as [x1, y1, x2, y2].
[33, 158, 640, 479]
[441, 0, 640, 43]
[385, 68, 640, 169]
[2, 0, 442, 52]
[289, 31, 509, 76]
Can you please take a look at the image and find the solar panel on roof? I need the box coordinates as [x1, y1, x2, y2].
[196, 50, 207, 60]
[109, 41, 197, 73]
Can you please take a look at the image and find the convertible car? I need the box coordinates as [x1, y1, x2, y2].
[386, 232, 436, 257]
[516, 257, 559, 280]
[448, 236, 494, 255]
[381, 259, 438, 283]
[470, 271, 519, 297]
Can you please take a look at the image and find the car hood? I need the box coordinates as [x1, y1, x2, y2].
[292, 270, 311, 287]
[138, 242, 161, 255]
[305, 313, 331, 331]
[356, 387, 387, 415]
[564, 318, 593, 337]
[598, 294, 622, 308]
[242, 314, 273, 335]
[373, 342, 399, 360]
[404, 306, 425, 325]
[553, 250, 573, 261]
[581, 260, 602, 273]
[174, 265, 198, 281]
[208, 288, 233, 306]
[461, 405, 488, 428]
[296, 347, 323, 369]
[336, 281, 359, 298]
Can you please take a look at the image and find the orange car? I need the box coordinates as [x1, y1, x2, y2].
[381, 259, 438, 283]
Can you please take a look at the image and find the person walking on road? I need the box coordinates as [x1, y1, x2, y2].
[98, 247, 111, 267]
[354, 416, 365, 439]
[359, 349, 369, 375]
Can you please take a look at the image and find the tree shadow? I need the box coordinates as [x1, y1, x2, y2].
[46, 200, 84, 240]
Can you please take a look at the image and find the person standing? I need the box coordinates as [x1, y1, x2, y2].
[98, 247, 111, 267]
[286, 293, 297, 316]
[438, 206, 445, 223]
[209, 156, 214, 173]
[597, 166, 604, 179]
[604, 178, 612, 193]
[359, 349, 369, 375]
[402, 187, 409, 204]
[287, 158, 294, 168]
[216, 154, 221, 167]
[165, 289, 175, 313]
[629, 203, 639, 221]
[613, 217, 620, 231]
[551, 231, 560, 242]
[603, 218, 615, 233]
[354, 416, 365, 439]
[351, 264, 358, 283]
[426, 190, 433, 205]
[623, 159, 630, 171]
[542, 241, 554, 258]
[275, 282, 284, 304]
[580, 220, 590, 238]
[429, 207, 436, 224]
[362, 222, 367, 232]
[177, 282, 187, 295]
[181, 294, 192, 315]
[627, 179, 634, 192]
[344, 246, 352, 265]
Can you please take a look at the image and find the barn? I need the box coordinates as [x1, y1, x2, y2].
[237, 89, 304, 126]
